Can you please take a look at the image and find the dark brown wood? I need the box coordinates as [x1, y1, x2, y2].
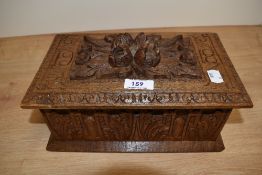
[46, 134, 225, 153]
[21, 32, 253, 152]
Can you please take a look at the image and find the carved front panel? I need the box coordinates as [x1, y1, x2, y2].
[42, 109, 231, 141]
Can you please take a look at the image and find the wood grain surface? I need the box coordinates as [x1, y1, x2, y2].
[0, 26, 261, 174]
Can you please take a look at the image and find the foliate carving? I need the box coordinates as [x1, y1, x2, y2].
[43, 109, 230, 141]
[70, 33, 202, 80]
[105, 32, 161, 68]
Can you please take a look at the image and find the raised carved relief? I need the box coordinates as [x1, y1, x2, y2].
[70, 33, 202, 80]
[43, 109, 230, 141]
[184, 110, 228, 140]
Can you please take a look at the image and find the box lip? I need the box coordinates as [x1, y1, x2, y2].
[20, 99, 253, 109]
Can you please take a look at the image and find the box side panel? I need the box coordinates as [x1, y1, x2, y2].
[41, 109, 231, 141]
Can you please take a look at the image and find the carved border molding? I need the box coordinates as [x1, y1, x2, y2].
[23, 92, 250, 108]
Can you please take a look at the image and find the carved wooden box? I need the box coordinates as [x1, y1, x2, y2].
[21, 32, 253, 152]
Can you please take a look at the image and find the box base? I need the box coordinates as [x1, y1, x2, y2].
[46, 134, 225, 153]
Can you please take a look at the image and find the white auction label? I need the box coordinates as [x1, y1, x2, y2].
[124, 79, 154, 90]
[207, 70, 224, 83]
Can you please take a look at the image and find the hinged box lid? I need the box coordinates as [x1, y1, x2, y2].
[21, 32, 253, 109]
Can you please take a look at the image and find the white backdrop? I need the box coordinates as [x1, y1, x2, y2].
[0, 0, 261, 37]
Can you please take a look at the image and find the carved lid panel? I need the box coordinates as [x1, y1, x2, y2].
[21, 32, 253, 109]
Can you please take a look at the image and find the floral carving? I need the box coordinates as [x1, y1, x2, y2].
[70, 33, 202, 80]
